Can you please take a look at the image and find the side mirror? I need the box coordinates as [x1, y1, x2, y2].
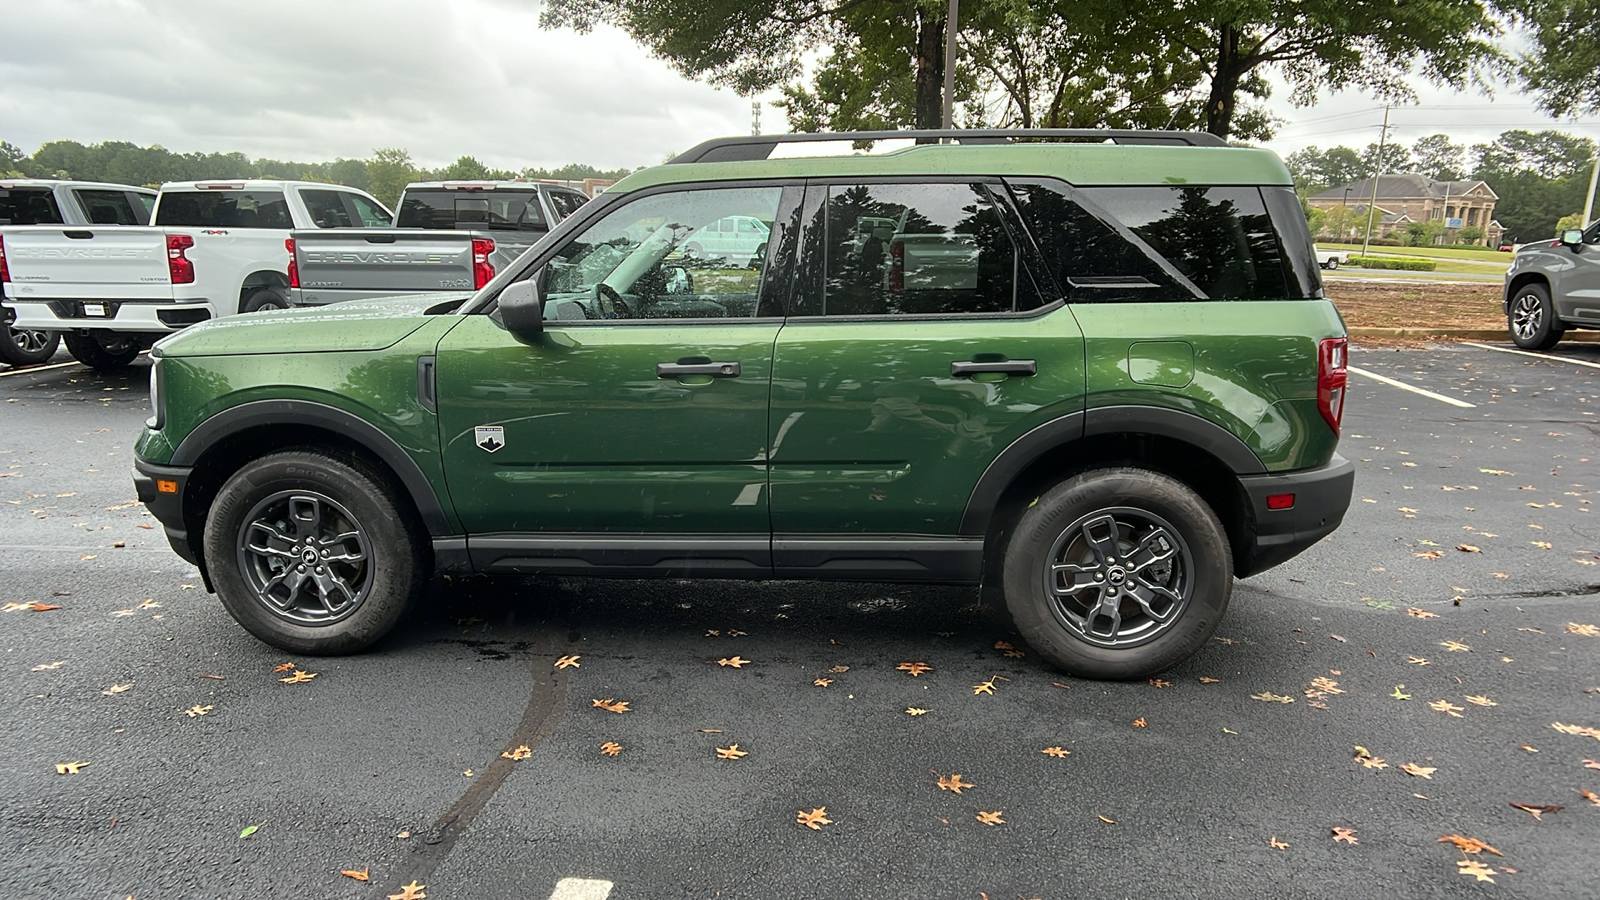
[1561, 228, 1584, 249]
[497, 279, 544, 336]
[662, 265, 693, 295]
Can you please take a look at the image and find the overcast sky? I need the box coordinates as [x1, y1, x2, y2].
[1, 0, 1593, 173]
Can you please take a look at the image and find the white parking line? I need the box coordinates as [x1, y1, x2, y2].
[1347, 365, 1477, 408]
[0, 358, 84, 378]
[1462, 341, 1600, 370]
[549, 878, 613, 900]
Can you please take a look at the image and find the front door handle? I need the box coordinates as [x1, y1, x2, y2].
[951, 359, 1036, 377]
[657, 361, 742, 378]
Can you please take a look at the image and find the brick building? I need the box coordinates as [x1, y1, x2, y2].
[1308, 175, 1502, 246]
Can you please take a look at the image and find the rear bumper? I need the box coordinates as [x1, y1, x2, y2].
[133, 457, 198, 566]
[1236, 453, 1354, 577]
[8, 299, 214, 332]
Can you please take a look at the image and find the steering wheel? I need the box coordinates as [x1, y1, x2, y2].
[595, 283, 633, 320]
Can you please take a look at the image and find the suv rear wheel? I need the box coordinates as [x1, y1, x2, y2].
[1003, 468, 1232, 679]
[203, 450, 426, 654]
[1508, 282, 1564, 351]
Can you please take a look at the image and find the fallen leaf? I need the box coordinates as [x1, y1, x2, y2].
[500, 745, 532, 761]
[813, 678, 833, 687]
[905, 707, 928, 716]
[1401, 763, 1436, 779]
[1431, 700, 1466, 718]
[976, 810, 1005, 826]
[1406, 608, 1439, 619]
[31, 661, 65, 671]
[972, 680, 996, 696]
[1520, 744, 1539, 753]
[1585, 760, 1600, 770]
[1479, 468, 1512, 476]
[827, 665, 849, 673]
[1439, 834, 1502, 856]
[1330, 634, 1347, 643]
[599, 742, 623, 757]
[54, 761, 89, 774]
[716, 744, 749, 760]
[796, 807, 833, 830]
[1268, 836, 1289, 850]
[592, 698, 631, 713]
[1148, 678, 1172, 688]
[1551, 722, 1600, 740]
[1408, 656, 1430, 665]
[993, 641, 1014, 650]
[273, 662, 296, 672]
[1132, 717, 1147, 727]
[896, 661, 932, 677]
[554, 655, 580, 669]
[185, 704, 213, 718]
[1359, 756, 1389, 770]
[1457, 860, 1497, 883]
[1331, 827, 1358, 844]
[1041, 746, 1070, 758]
[1456, 544, 1481, 553]
[716, 656, 750, 668]
[1567, 623, 1600, 637]
[1309, 677, 1344, 694]
[1251, 692, 1295, 704]
[388, 880, 427, 900]
[1440, 640, 1471, 652]
[1578, 788, 1600, 807]
[279, 670, 317, 684]
[1508, 802, 1561, 821]
[1465, 695, 1497, 707]
[1531, 541, 1553, 550]
[937, 773, 975, 794]
[239, 824, 261, 839]
[1391, 686, 1411, 700]
[101, 683, 132, 695]
[27, 602, 60, 611]
[340, 868, 371, 882]
[1198, 676, 1221, 684]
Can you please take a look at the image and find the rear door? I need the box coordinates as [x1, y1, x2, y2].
[766, 179, 1084, 577]
[436, 183, 796, 560]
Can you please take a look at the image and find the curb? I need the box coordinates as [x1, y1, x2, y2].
[1347, 327, 1600, 343]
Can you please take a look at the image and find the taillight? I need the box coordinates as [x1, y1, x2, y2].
[167, 234, 195, 284]
[888, 241, 904, 291]
[1317, 337, 1348, 436]
[0, 235, 9, 283]
[472, 238, 495, 289]
[285, 238, 299, 288]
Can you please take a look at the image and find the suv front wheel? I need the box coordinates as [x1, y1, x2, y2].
[1508, 282, 1564, 351]
[203, 451, 427, 654]
[1003, 468, 1232, 680]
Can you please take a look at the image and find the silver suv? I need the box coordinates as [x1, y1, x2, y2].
[1504, 225, 1600, 349]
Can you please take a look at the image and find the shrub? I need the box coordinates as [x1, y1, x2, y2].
[1345, 256, 1438, 271]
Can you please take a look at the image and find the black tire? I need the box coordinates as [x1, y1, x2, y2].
[1002, 468, 1232, 680]
[1507, 282, 1564, 351]
[241, 288, 289, 313]
[202, 450, 427, 655]
[0, 327, 61, 366]
[63, 331, 141, 371]
[1325, 257, 1338, 270]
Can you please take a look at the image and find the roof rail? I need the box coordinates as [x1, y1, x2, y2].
[669, 128, 1227, 164]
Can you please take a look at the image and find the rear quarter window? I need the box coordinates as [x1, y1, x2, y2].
[0, 188, 64, 225]
[155, 191, 292, 229]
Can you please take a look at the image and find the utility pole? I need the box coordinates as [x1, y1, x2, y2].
[941, 0, 958, 129]
[751, 101, 761, 137]
[1584, 152, 1600, 229]
[1361, 105, 1391, 258]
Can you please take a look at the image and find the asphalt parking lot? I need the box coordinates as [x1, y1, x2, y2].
[2, 340, 1597, 899]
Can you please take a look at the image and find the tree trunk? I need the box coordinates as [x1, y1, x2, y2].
[1203, 24, 1243, 140]
[914, 8, 947, 131]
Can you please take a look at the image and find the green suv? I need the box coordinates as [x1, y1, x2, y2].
[134, 129, 1353, 679]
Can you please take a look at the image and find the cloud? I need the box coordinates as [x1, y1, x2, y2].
[0, 0, 767, 170]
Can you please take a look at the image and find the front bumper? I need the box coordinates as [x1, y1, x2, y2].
[9, 299, 214, 333]
[1236, 453, 1355, 577]
[133, 457, 198, 566]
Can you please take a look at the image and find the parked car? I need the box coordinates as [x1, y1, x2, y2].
[133, 128, 1353, 680]
[288, 181, 590, 307]
[0, 180, 389, 369]
[1497, 244, 1514, 252]
[1312, 246, 1351, 270]
[1503, 226, 1600, 350]
[0, 178, 157, 365]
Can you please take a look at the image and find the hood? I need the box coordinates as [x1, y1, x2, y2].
[152, 293, 471, 358]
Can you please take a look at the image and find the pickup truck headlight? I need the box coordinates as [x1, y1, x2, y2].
[146, 358, 165, 430]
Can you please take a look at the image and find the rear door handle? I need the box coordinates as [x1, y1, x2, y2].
[657, 361, 742, 378]
[951, 359, 1036, 377]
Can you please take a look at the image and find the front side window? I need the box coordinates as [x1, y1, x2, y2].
[300, 189, 354, 228]
[541, 186, 782, 321]
[345, 193, 393, 227]
[155, 191, 291, 228]
[817, 182, 1029, 316]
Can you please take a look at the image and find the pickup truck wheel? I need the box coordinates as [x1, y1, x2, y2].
[63, 331, 140, 371]
[241, 289, 289, 313]
[203, 451, 426, 655]
[1508, 283, 1564, 351]
[1325, 257, 1338, 270]
[1002, 468, 1232, 680]
[0, 327, 61, 366]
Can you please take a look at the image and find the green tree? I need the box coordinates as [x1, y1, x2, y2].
[366, 148, 419, 207]
[1515, 0, 1600, 117]
[1471, 130, 1596, 242]
[1456, 224, 1484, 244]
[1362, 141, 1413, 175]
[1411, 134, 1467, 181]
[1555, 212, 1584, 234]
[1286, 145, 1367, 193]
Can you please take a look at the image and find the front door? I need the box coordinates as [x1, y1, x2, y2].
[436, 184, 795, 547]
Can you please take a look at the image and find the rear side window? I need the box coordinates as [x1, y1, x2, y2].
[347, 193, 392, 227]
[397, 190, 547, 231]
[1007, 180, 1191, 303]
[155, 191, 292, 229]
[0, 188, 64, 225]
[74, 189, 147, 225]
[1079, 186, 1290, 300]
[548, 190, 588, 220]
[300, 189, 353, 228]
[810, 182, 1037, 316]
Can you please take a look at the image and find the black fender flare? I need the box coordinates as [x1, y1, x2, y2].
[959, 405, 1264, 536]
[169, 399, 454, 536]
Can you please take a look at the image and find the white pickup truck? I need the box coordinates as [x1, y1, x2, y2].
[0, 179, 157, 365]
[1313, 246, 1353, 270]
[287, 181, 589, 306]
[0, 179, 389, 369]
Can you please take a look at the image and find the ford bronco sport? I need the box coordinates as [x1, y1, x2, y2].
[133, 129, 1354, 679]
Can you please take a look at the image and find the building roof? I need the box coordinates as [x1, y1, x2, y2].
[1311, 174, 1497, 202]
